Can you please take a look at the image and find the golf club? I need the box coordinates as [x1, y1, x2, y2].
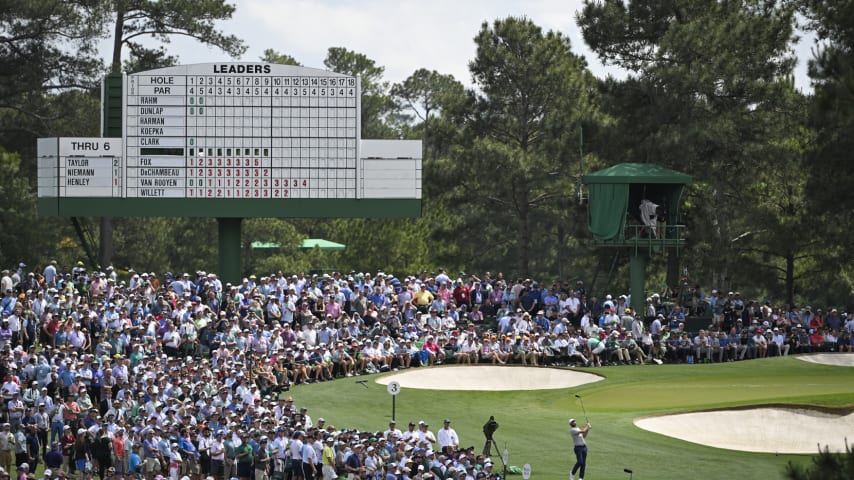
[575, 394, 589, 425]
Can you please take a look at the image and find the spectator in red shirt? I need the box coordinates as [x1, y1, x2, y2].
[452, 281, 470, 310]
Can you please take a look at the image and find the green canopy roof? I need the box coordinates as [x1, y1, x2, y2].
[582, 163, 691, 242]
[583, 163, 692, 185]
[301, 238, 346, 251]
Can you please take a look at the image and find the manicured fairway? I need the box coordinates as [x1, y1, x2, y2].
[293, 355, 854, 479]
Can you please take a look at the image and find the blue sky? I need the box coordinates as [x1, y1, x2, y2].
[102, 0, 816, 91]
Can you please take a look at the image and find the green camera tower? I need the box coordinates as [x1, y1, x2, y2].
[583, 163, 692, 314]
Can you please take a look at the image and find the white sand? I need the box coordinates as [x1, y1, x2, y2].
[635, 408, 854, 454]
[375, 365, 602, 391]
[795, 353, 854, 367]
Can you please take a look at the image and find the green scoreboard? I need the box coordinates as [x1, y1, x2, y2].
[38, 63, 422, 218]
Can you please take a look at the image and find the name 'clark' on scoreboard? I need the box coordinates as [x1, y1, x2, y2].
[123, 62, 364, 199]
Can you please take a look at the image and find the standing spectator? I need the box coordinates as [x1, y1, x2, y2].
[43, 441, 63, 472]
[0, 424, 11, 474]
[436, 420, 458, 454]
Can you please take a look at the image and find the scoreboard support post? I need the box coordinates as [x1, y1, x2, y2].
[218, 217, 243, 284]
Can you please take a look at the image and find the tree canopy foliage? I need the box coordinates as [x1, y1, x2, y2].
[0, 3, 852, 307]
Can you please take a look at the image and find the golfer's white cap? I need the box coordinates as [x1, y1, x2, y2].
[568, 418, 576, 425]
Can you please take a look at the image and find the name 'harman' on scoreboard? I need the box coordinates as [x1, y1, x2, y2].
[36, 63, 422, 218]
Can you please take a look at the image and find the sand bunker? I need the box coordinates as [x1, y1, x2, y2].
[375, 365, 602, 391]
[635, 407, 854, 454]
[795, 353, 854, 367]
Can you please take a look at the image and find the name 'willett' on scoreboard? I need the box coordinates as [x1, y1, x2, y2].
[123, 62, 363, 199]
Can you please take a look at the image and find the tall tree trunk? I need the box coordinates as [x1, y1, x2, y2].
[785, 252, 795, 306]
[666, 250, 680, 290]
[98, 218, 113, 268]
[557, 223, 566, 280]
[517, 201, 530, 278]
[111, 3, 125, 72]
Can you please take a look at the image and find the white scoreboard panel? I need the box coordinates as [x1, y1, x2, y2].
[123, 63, 361, 199]
[37, 137, 123, 198]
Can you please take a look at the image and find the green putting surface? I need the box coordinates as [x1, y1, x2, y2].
[290, 355, 854, 479]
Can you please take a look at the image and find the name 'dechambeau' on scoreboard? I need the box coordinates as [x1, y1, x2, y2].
[139, 168, 181, 177]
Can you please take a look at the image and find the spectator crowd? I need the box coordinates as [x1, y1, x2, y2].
[0, 262, 852, 480]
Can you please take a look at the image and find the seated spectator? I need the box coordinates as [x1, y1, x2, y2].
[623, 333, 645, 365]
[693, 330, 711, 363]
[752, 329, 768, 358]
